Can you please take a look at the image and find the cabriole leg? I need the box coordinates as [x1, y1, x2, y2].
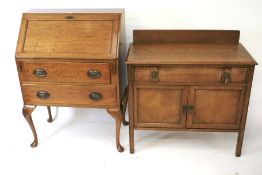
[22, 105, 38, 148]
[107, 109, 124, 152]
[121, 86, 129, 126]
[47, 106, 53, 123]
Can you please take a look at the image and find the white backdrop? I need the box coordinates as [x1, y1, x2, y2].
[0, 0, 261, 175]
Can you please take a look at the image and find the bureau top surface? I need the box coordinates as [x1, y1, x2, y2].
[126, 43, 257, 65]
[16, 9, 123, 60]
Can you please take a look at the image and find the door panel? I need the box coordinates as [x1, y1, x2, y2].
[134, 85, 188, 128]
[187, 86, 245, 129]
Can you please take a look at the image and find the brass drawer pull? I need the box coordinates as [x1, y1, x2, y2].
[64, 16, 74, 20]
[221, 72, 230, 84]
[87, 70, 101, 79]
[151, 70, 158, 82]
[33, 68, 47, 78]
[36, 91, 50, 99]
[89, 92, 103, 101]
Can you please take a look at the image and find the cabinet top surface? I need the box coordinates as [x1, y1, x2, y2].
[25, 9, 124, 14]
[126, 43, 257, 65]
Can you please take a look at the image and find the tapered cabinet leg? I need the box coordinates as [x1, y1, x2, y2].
[129, 126, 135, 154]
[22, 105, 38, 148]
[235, 130, 245, 157]
[47, 106, 53, 123]
[107, 109, 124, 152]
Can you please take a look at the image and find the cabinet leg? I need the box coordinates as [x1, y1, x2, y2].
[47, 106, 53, 123]
[235, 130, 245, 157]
[130, 126, 135, 154]
[107, 109, 124, 152]
[22, 105, 38, 148]
[121, 86, 129, 126]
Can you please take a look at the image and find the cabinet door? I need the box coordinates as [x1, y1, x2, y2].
[186, 86, 245, 129]
[134, 85, 188, 128]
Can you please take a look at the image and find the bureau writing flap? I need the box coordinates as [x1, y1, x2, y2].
[16, 10, 123, 59]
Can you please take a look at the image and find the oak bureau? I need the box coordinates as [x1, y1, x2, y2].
[126, 30, 257, 156]
[15, 9, 128, 152]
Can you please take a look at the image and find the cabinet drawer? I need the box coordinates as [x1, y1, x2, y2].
[22, 84, 116, 107]
[134, 67, 248, 84]
[20, 62, 111, 84]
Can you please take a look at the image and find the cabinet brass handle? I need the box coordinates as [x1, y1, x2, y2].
[36, 91, 50, 100]
[64, 16, 74, 19]
[151, 70, 158, 82]
[89, 92, 103, 101]
[187, 105, 194, 115]
[183, 105, 188, 115]
[87, 70, 101, 79]
[33, 68, 47, 78]
[221, 72, 230, 84]
[183, 105, 194, 115]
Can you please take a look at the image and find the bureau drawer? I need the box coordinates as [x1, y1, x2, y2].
[19, 62, 111, 84]
[22, 84, 117, 107]
[134, 67, 248, 84]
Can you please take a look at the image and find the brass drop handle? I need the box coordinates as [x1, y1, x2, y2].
[87, 70, 101, 79]
[33, 68, 47, 78]
[187, 105, 194, 115]
[151, 70, 158, 82]
[36, 91, 50, 99]
[183, 105, 188, 115]
[221, 72, 230, 84]
[89, 92, 103, 101]
[183, 105, 194, 115]
[64, 16, 74, 20]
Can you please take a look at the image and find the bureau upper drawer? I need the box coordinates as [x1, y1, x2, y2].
[19, 61, 111, 84]
[22, 84, 117, 107]
[134, 67, 248, 84]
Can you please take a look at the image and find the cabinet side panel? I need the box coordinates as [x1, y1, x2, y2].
[118, 12, 127, 98]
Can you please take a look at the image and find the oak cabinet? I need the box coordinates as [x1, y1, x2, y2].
[126, 30, 257, 156]
[15, 9, 128, 152]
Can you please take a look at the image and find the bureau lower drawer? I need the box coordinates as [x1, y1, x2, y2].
[19, 61, 111, 84]
[134, 67, 248, 84]
[22, 84, 117, 107]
